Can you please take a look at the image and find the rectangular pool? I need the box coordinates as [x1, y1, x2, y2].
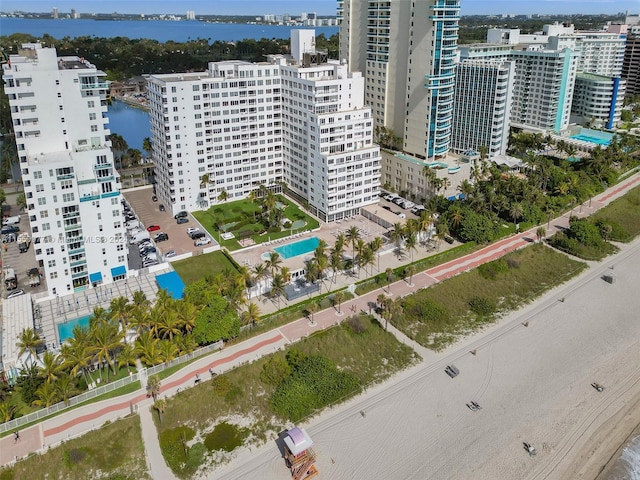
[57, 315, 91, 343]
[569, 128, 613, 146]
[274, 236, 320, 259]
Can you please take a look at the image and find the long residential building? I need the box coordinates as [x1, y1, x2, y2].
[338, 0, 461, 160]
[3, 44, 127, 296]
[450, 59, 514, 157]
[146, 30, 380, 222]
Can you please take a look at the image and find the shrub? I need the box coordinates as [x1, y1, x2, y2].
[478, 258, 509, 280]
[204, 422, 248, 452]
[158, 426, 196, 473]
[64, 447, 88, 467]
[468, 296, 496, 316]
[346, 316, 367, 334]
[285, 349, 308, 370]
[260, 355, 292, 386]
[283, 221, 292, 228]
[211, 375, 233, 397]
[270, 355, 361, 422]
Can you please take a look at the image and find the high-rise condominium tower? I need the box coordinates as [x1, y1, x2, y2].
[338, 0, 461, 160]
[3, 44, 128, 296]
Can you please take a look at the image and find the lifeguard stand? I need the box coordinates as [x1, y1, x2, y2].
[283, 427, 319, 480]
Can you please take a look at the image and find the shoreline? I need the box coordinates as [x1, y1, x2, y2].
[560, 385, 640, 480]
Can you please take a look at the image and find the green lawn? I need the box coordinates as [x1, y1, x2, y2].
[193, 196, 319, 251]
[0, 415, 149, 480]
[392, 244, 587, 351]
[172, 250, 240, 285]
[156, 316, 417, 478]
[591, 185, 640, 242]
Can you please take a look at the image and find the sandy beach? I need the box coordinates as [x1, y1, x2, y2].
[213, 238, 640, 480]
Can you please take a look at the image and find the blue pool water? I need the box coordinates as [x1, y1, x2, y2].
[57, 315, 91, 343]
[569, 129, 613, 146]
[274, 237, 320, 259]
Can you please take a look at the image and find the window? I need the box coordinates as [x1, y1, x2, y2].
[37, 197, 46, 206]
[48, 260, 56, 268]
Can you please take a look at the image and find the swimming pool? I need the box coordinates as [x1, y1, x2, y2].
[57, 315, 91, 343]
[569, 128, 613, 146]
[274, 236, 320, 259]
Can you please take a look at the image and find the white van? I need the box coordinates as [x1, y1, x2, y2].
[129, 231, 150, 245]
[125, 220, 141, 230]
[2, 215, 20, 226]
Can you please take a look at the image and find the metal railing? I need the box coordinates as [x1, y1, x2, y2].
[0, 340, 223, 434]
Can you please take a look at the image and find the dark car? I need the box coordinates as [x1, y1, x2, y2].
[152, 195, 158, 202]
[382, 205, 392, 211]
[146, 225, 161, 232]
[159, 204, 166, 212]
[190, 231, 206, 240]
[1, 225, 19, 235]
[445, 365, 460, 378]
[174, 211, 188, 219]
[154, 232, 169, 242]
[176, 217, 189, 224]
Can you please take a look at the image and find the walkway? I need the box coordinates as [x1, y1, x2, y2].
[1, 172, 639, 472]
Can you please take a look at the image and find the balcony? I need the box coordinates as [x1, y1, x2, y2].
[81, 82, 108, 90]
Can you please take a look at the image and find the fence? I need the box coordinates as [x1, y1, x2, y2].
[0, 340, 223, 434]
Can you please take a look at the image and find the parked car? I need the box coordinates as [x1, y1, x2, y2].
[146, 225, 161, 232]
[154, 232, 169, 242]
[1, 225, 19, 235]
[174, 211, 188, 219]
[194, 237, 211, 247]
[444, 235, 455, 244]
[159, 204, 166, 212]
[411, 205, 426, 215]
[393, 197, 406, 206]
[190, 231, 206, 240]
[382, 205, 392, 211]
[394, 211, 406, 219]
[142, 259, 158, 268]
[164, 250, 177, 258]
[152, 195, 158, 202]
[141, 246, 157, 255]
[402, 200, 415, 210]
[445, 365, 460, 378]
[384, 194, 398, 201]
[7, 289, 25, 299]
[187, 227, 199, 235]
[176, 217, 189, 224]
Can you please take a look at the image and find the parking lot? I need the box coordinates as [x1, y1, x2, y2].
[122, 187, 215, 261]
[377, 193, 421, 221]
[1, 216, 48, 299]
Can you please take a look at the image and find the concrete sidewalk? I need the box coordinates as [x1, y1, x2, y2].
[2, 171, 638, 472]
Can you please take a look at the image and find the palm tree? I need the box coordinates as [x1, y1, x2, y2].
[265, 252, 282, 277]
[154, 398, 167, 424]
[157, 310, 182, 340]
[39, 351, 64, 384]
[346, 226, 360, 273]
[359, 246, 375, 277]
[332, 290, 346, 315]
[354, 238, 368, 277]
[0, 403, 18, 423]
[159, 340, 179, 366]
[109, 296, 131, 340]
[142, 137, 153, 159]
[118, 343, 137, 374]
[448, 205, 464, 230]
[334, 233, 347, 256]
[385, 268, 394, 292]
[536, 226, 546, 243]
[60, 337, 92, 385]
[252, 263, 268, 291]
[33, 382, 58, 408]
[406, 265, 416, 286]
[241, 302, 261, 328]
[369, 236, 384, 272]
[135, 331, 162, 367]
[270, 273, 286, 308]
[329, 248, 343, 286]
[315, 254, 329, 290]
[55, 374, 77, 406]
[175, 299, 198, 334]
[390, 223, 404, 252]
[16, 328, 44, 365]
[377, 293, 388, 312]
[306, 302, 318, 324]
[89, 320, 122, 380]
[382, 299, 403, 331]
[146, 375, 161, 402]
[509, 202, 524, 228]
[217, 189, 229, 203]
[404, 231, 418, 262]
[200, 173, 211, 188]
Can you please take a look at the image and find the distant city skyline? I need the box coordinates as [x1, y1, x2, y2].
[0, 0, 638, 17]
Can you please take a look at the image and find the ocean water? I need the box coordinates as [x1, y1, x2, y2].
[608, 434, 640, 480]
[0, 17, 338, 42]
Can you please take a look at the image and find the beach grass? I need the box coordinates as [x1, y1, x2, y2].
[156, 316, 417, 477]
[392, 244, 587, 351]
[0, 415, 149, 480]
[591, 185, 640, 242]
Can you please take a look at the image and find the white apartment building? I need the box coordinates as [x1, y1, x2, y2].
[571, 74, 626, 129]
[338, 0, 461, 160]
[146, 30, 380, 222]
[451, 59, 515, 157]
[3, 44, 128, 296]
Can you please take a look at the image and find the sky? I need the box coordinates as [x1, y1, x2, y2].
[0, 0, 638, 17]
